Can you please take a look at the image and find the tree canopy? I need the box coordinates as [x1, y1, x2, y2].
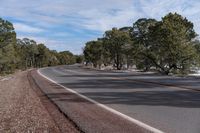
[83, 12, 200, 75]
[0, 18, 79, 74]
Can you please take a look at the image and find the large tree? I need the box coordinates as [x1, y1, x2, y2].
[83, 13, 200, 74]
[84, 40, 103, 68]
[147, 13, 197, 74]
[16, 38, 39, 69]
[36, 44, 50, 67]
[132, 18, 157, 71]
[58, 51, 76, 65]
[0, 18, 16, 73]
[103, 28, 131, 70]
[0, 17, 78, 74]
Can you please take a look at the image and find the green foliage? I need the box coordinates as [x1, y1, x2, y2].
[132, 18, 157, 71]
[0, 18, 78, 74]
[1, 13, 200, 75]
[103, 28, 132, 70]
[84, 40, 103, 68]
[48, 50, 60, 66]
[83, 12, 200, 75]
[74, 55, 84, 64]
[145, 13, 197, 74]
[84, 28, 132, 70]
[0, 18, 16, 73]
[57, 51, 76, 65]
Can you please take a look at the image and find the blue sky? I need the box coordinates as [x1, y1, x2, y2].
[1, 0, 200, 54]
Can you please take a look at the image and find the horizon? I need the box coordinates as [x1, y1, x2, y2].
[1, 0, 200, 54]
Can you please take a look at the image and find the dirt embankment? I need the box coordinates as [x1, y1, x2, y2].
[0, 71, 79, 133]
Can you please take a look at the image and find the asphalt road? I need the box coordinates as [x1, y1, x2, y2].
[39, 65, 200, 133]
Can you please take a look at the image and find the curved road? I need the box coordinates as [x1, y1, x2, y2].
[39, 65, 200, 133]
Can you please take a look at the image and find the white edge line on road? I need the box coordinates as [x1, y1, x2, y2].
[37, 68, 164, 133]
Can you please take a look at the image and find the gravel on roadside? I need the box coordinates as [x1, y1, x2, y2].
[0, 71, 79, 133]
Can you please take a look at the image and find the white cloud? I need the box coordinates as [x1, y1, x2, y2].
[17, 35, 83, 54]
[1, 0, 200, 53]
[78, 7, 143, 31]
[17, 35, 47, 44]
[2, 0, 200, 32]
[13, 23, 44, 33]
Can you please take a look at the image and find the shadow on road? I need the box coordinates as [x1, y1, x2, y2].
[46, 83, 200, 108]
[59, 73, 200, 89]
[45, 67, 200, 109]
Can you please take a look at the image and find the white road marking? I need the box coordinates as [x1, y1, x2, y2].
[37, 68, 164, 133]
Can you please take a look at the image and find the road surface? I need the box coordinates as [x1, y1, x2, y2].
[39, 65, 200, 133]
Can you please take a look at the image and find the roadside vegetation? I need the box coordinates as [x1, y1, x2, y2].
[83, 13, 200, 75]
[1, 12, 200, 75]
[0, 18, 83, 74]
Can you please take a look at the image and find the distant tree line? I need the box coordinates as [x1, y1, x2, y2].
[83, 13, 200, 75]
[0, 18, 82, 74]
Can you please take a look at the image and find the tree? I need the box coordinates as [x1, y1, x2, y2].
[84, 40, 103, 68]
[103, 28, 131, 70]
[36, 44, 50, 67]
[147, 13, 197, 74]
[16, 38, 39, 69]
[119, 27, 134, 69]
[132, 18, 157, 71]
[0, 18, 16, 73]
[58, 51, 76, 65]
[48, 50, 59, 66]
[0, 17, 78, 74]
[83, 12, 200, 75]
[75, 54, 84, 64]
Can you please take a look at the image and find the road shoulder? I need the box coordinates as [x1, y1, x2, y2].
[0, 70, 79, 133]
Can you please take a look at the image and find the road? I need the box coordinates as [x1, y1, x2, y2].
[39, 65, 200, 133]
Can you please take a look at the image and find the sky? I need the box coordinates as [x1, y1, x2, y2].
[1, 0, 200, 54]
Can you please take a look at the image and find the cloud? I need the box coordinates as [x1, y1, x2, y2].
[77, 8, 142, 31]
[1, 0, 200, 54]
[17, 35, 84, 54]
[13, 23, 44, 33]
